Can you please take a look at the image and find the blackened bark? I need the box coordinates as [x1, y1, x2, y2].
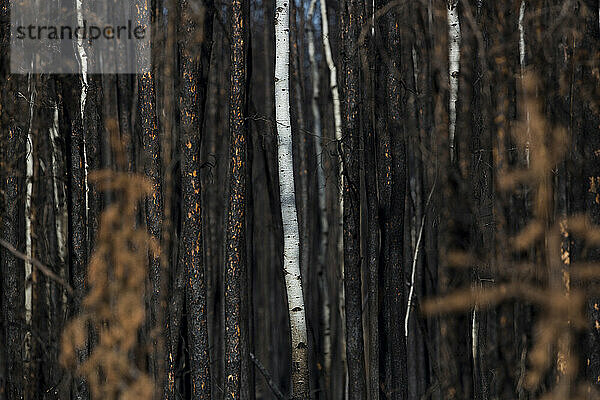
[361, 8, 380, 398]
[340, 0, 367, 398]
[178, 0, 214, 398]
[382, 1, 408, 398]
[134, 2, 163, 383]
[578, 0, 600, 387]
[30, 77, 63, 399]
[84, 76, 101, 256]
[1, 74, 27, 400]
[225, 0, 248, 398]
[467, 1, 494, 397]
[60, 75, 90, 400]
[116, 75, 135, 172]
[374, 1, 392, 396]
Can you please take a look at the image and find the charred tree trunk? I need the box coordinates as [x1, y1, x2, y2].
[225, 0, 249, 398]
[1, 74, 27, 400]
[58, 74, 90, 400]
[133, 0, 164, 389]
[178, 0, 214, 398]
[340, 0, 367, 399]
[361, 5, 380, 398]
[377, 0, 409, 398]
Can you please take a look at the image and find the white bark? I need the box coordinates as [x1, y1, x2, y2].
[25, 76, 35, 327]
[447, 0, 460, 163]
[75, 0, 89, 223]
[405, 185, 434, 337]
[519, 1, 526, 68]
[75, 0, 88, 117]
[472, 306, 479, 359]
[371, 0, 375, 36]
[320, 0, 342, 144]
[275, 1, 309, 396]
[50, 104, 66, 265]
[519, 0, 531, 167]
[50, 103, 68, 306]
[320, 0, 343, 261]
[307, 0, 332, 381]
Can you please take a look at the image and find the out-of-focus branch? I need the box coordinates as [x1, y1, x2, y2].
[0, 238, 73, 295]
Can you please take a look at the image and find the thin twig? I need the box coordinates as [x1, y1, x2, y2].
[405, 178, 436, 336]
[250, 352, 286, 400]
[0, 238, 73, 295]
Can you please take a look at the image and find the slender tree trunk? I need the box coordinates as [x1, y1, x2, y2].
[275, 0, 310, 397]
[374, 2, 391, 397]
[1, 73, 27, 400]
[24, 75, 33, 346]
[306, 0, 332, 393]
[178, 0, 214, 398]
[319, 0, 342, 146]
[361, 8, 380, 398]
[49, 84, 71, 400]
[447, 0, 460, 164]
[340, 1, 367, 399]
[61, 74, 90, 400]
[319, 3, 346, 388]
[0, 0, 7, 391]
[116, 75, 135, 172]
[225, 0, 249, 398]
[383, 1, 408, 397]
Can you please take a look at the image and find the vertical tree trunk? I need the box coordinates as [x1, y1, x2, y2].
[1, 74, 27, 400]
[306, 0, 332, 393]
[374, 2, 392, 397]
[320, 4, 346, 387]
[61, 74, 90, 400]
[49, 82, 71, 400]
[319, 0, 342, 146]
[116, 75, 135, 172]
[225, 0, 249, 398]
[447, 0, 460, 164]
[382, 1, 408, 398]
[275, 0, 310, 397]
[340, 1, 367, 399]
[362, 9, 380, 399]
[178, 0, 214, 398]
[135, 0, 163, 388]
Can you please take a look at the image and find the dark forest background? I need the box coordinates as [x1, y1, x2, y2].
[2, 0, 600, 399]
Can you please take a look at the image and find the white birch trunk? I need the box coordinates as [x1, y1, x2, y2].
[472, 306, 479, 359]
[75, 0, 89, 223]
[319, 1, 347, 390]
[447, 0, 460, 164]
[50, 103, 68, 305]
[519, 0, 530, 167]
[519, 0, 526, 69]
[320, 0, 342, 145]
[50, 104, 66, 265]
[307, 0, 332, 383]
[25, 76, 34, 328]
[275, 1, 310, 397]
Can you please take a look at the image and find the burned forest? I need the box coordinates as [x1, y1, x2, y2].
[2, 0, 600, 399]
